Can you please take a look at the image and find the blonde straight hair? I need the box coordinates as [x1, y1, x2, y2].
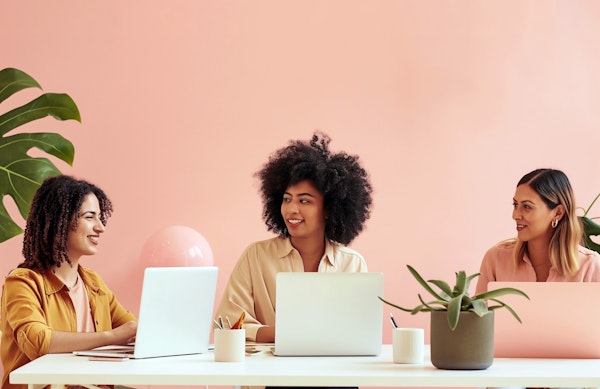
[513, 169, 582, 275]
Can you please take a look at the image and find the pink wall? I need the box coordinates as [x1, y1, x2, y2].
[2, 0, 600, 358]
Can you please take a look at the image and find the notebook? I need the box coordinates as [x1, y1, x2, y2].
[274, 272, 384, 356]
[73, 266, 218, 359]
[489, 281, 600, 358]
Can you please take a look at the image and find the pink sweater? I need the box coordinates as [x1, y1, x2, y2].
[475, 240, 600, 294]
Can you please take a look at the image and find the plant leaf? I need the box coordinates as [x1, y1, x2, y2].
[378, 296, 413, 313]
[488, 298, 524, 323]
[473, 287, 530, 301]
[406, 265, 446, 301]
[470, 299, 489, 316]
[447, 294, 464, 330]
[0, 67, 80, 243]
[453, 270, 467, 295]
[0, 200, 24, 241]
[464, 272, 480, 293]
[580, 216, 600, 254]
[427, 280, 452, 300]
[0, 68, 41, 104]
[417, 295, 448, 310]
[0, 93, 81, 136]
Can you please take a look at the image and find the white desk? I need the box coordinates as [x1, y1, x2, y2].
[10, 345, 600, 388]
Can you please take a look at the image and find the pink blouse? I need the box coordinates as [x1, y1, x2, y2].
[475, 240, 600, 294]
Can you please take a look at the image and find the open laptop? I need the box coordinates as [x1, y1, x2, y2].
[74, 266, 218, 359]
[274, 272, 384, 356]
[490, 281, 600, 358]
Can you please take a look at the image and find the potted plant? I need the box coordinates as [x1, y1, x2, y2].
[0, 67, 80, 243]
[379, 265, 529, 370]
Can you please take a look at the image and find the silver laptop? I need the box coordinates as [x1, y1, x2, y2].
[74, 266, 218, 359]
[490, 281, 600, 358]
[274, 272, 384, 356]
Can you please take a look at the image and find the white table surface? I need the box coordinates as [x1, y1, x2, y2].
[10, 345, 600, 388]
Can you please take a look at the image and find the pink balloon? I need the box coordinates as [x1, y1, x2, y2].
[141, 225, 214, 267]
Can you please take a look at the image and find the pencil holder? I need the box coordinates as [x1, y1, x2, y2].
[214, 328, 245, 362]
[392, 328, 424, 364]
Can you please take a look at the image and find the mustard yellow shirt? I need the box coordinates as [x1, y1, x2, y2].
[1, 265, 136, 389]
[214, 236, 368, 341]
[475, 240, 600, 294]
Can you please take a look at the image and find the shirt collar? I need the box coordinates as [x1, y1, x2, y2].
[277, 237, 337, 267]
[43, 264, 99, 294]
[43, 269, 68, 295]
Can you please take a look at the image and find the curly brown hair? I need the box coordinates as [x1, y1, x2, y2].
[255, 131, 373, 245]
[19, 175, 113, 271]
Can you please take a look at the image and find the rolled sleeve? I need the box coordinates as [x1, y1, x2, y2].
[2, 274, 54, 360]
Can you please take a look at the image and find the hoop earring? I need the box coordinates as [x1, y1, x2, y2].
[551, 219, 559, 228]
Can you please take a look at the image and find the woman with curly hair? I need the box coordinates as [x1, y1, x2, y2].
[1, 175, 137, 389]
[476, 168, 600, 294]
[215, 131, 373, 343]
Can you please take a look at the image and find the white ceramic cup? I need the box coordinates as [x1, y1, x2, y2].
[214, 328, 246, 362]
[392, 327, 424, 364]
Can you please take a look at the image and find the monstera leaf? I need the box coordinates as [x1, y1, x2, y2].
[0, 68, 80, 243]
[580, 216, 600, 254]
[579, 193, 600, 254]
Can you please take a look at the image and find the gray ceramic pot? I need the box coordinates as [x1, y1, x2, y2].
[430, 310, 494, 370]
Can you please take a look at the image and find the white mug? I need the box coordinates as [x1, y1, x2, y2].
[214, 328, 245, 362]
[392, 327, 424, 364]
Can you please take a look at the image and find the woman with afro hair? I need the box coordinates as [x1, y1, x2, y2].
[215, 131, 373, 343]
[1, 175, 137, 389]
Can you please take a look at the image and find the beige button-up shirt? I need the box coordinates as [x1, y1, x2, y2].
[215, 236, 368, 341]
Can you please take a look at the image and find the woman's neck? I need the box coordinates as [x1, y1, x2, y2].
[526, 239, 551, 267]
[52, 261, 80, 288]
[290, 236, 326, 272]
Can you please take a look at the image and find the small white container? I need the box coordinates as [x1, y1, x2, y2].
[214, 328, 245, 362]
[392, 328, 424, 364]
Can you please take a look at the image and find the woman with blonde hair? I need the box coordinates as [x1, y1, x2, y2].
[476, 168, 600, 294]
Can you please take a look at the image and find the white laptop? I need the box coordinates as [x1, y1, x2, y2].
[490, 281, 600, 358]
[74, 266, 218, 359]
[274, 272, 384, 356]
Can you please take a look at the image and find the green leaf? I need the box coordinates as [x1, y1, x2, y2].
[378, 296, 414, 313]
[0, 68, 41, 104]
[0, 93, 81, 136]
[0, 155, 65, 218]
[580, 216, 600, 254]
[473, 287, 530, 301]
[417, 295, 448, 311]
[447, 294, 464, 330]
[453, 270, 467, 295]
[0, 67, 80, 243]
[470, 299, 489, 316]
[0, 200, 24, 240]
[464, 272, 480, 293]
[407, 265, 446, 301]
[488, 298, 524, 324]
[427, 279, 452, 300]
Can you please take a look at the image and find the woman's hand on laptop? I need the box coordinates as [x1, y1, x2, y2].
[48, 321, 138, 353]
[256, 326, 275, 343]
[112, 321, 137, 345]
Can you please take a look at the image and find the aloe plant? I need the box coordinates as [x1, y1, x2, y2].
[579, 193, 600, 254]
[0, 67, 80, 243]
[379, 265, 529, 331]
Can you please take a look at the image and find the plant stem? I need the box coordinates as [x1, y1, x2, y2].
[584, 193, 600, 216]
